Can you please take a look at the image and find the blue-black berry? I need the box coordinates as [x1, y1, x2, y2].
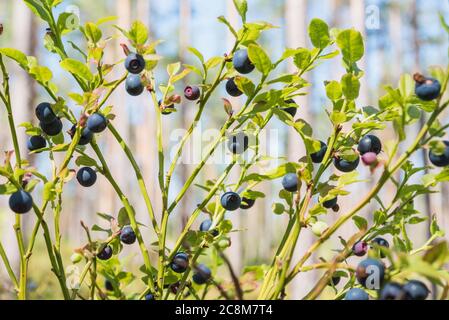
[76, 167, 97, 187]
[9, 190, 33, 214]
[356, 258, 385, 289]
[240, 197, 255, 209]
[322, 197, 337, 209]
[379, 282, 406, 300]
[170, 252, 189, 273]
[220, 191, 241, 211]
[311, 141, 327, 164]
[40, 118, 63, 136]
[125, 74, 144, 96]
[27, 135, 46, 151]
[334, 156, 360, 172]
[429, 141, 449, 167]
[87, 113, 108, 133]
[36, 102, 56, 124]
[414, 74, 441, 101]
[403, 280, 429, 300]
[280, 99, 298, 118]
[358, 135, 382, 155]
[125, 53, 145, 74]
[233, 49, 254, 74]
[192, 264, 211, 285]
[97, 245, 113, 260]
[199, 219, 219, 237]
[120, 225, 136, 245]
[282, 173, 298, 192]
[371, 237, 389, 258]
[344, 288, 369, 300]
[70, 125, 93, 146]
[225, 78, 243, 97]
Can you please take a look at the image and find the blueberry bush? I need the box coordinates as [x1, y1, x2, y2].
[1, 0, 449, 300]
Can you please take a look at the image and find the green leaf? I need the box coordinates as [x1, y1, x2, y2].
[188, 47, 204, 64]
[29, 65, 53, 84]
[308, 19, 331, 49]
[205, 56, 223, 70]
[23, 0, 51, 23]
[330, 111, 346, 125]
[60, 58, 93, 82]
[128, 21, 148, 46]
[75, 155, 97, 167]
[167, 62, 181, 77]
[43, 181, 56, 201]
[336, 29, 364, 63]
[247, 44, 272, 75]
[118, 207, 130, 227]
[232, 0, 248, 23]
[352, 216, 367, 230]
[234, 76, 255, 96]
[341, 73, 360, 100]
[217, 16, 238, 38]
[84, 22, 102, 43]
[293, 48, 311, 71]
[272, 203, 285, 215]
[0, 48, 28, 68]
[326, 81, 342, 100]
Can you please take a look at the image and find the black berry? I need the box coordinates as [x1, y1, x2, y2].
[27, 135, 46, 151]
[225, 77, 243, 97]
[220, 191, 241, 211]
[9, 190, 33, 214]
[40, 118, 63, 136]
[184, 86, 200, 101]
[125, 74, 144, 96]
[429, 141, 449, 167]
[35, 102, 56, 124]
[97, 245, 113, 260]
[334, 156, 360, 172]
[310, 141, 327, 164]
[125, 53, 145, 74]
[76, 167, 97, 187]
[87, 113, 108, 133]
[170, 252, 189, 273]
[282, 173, 298, 192]
[379, 282, 406, 300]
[192, 264, 211, 285]
[414, 75, 441, 101]
[403, 280, 429, 300]
[120, 225, 136, 245]
[240, 197, 255, 209]
[358, 135, 382, 155]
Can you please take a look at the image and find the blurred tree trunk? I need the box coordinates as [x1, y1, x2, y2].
[285, 0, 316, 299]
[1, 0, 35, 276]
[226, 0, 243, 274]
[178, 0, 192, 230]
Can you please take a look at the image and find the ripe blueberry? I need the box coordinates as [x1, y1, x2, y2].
[145, 293, 155, 300]
[403, 280, 429, 300]
[97, 245, 113, 260]
[311, 141, 327, 164]
[379, 282, 406, 300]
[40, 118, 63, 136]
[70, 125, 93, 146]
[429, 141, 449, 167]
[352, 241, 368, 257]
[356, 258, 385, 288]
[240, 197, 255, 209]
[192, 264, 211, 285]
[371, 237, 389, 258]
[322, 197, 337, 209]
[35, 102, 56, 124]
[227, 132, 249, 154]
[170, 252, 189, 273]
[184, 86, 200, 101]
[334, 156, 360, 173]
[199, 219, 219, 237]
[220, 191, 241, 211]
[282, 173, 298, 192]
[225, 78, 243, 97]
[125, 74, 144, 96]
[344, 288, 369, 300]
[76, 167, 97, 187]
[280, 99, 298, 118]
[361, 152, 378, 166]
[358, 135, 382, 155]
[233, 49, 254, 74]
[125, 53, 145, 74]
[329, 275, 340, 286]
[120, 225, 136, 245]
[414, 74, 441, 101]
[105, 279, 114, 291]
[9, 190, 33, 214]
[159, 100, 175, 115]
[27, 135, 46, 151]
[87, 113, 108, 133]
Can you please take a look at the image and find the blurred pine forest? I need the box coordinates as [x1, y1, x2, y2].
[0, 0, 449, 299]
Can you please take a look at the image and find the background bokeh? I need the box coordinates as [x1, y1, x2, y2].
[0, 0, 449, 299]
